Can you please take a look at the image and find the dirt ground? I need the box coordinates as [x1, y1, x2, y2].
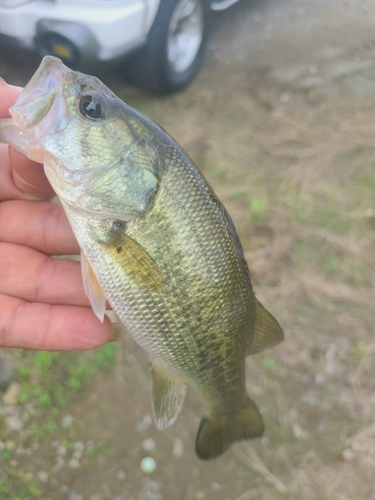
[1, 0, 375, 498]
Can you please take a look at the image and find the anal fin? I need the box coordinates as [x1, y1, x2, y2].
[248, 298, 284, 355]
[81, 252, 106, 322]
[150, 362, 187, 430]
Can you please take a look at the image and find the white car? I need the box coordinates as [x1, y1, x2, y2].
[0, 0, 239, 94]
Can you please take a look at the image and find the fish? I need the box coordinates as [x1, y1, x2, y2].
[0, 56, 283, 460]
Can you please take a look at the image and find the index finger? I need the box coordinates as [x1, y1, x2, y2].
[0, 79, 55, 200]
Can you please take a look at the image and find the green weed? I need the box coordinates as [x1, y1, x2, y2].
[262, 357, 278, 373]
[250, 196, 266, 220]
[13, 344, 117, 410]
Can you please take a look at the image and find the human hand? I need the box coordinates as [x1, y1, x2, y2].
[0, 79, 111, 350]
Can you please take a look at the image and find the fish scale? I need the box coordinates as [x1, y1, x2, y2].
[0, 56, 283, 459]
[81, 143, 252, 404]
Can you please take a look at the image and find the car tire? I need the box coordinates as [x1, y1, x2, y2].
[125, 0, 210, 95]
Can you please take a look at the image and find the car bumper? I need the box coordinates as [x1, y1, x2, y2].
[0, 0, 148, 67]
[0, 28, 146, 69]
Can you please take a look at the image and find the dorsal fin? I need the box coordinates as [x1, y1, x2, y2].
[248, 298, 284, 355]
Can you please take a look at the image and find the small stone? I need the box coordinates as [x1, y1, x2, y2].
[307, 394, 319, 407]
[68, 458, 81, 469]
[326, 345, 337, 360]
[116, 470, 126, 481]
[342, 448, 355, 462]
[24, 472, 33, 481]
[72, 450, 82, 460]
[325, 362, 336, 375]
[140, 456, 156, 474]
[279, 92, 290, 103]
[62, 414, 74, 428]
[2, 382, 20, 406]
[9, 459, 18, 467]
[5, 415, 23, 432]
[315, 373, 325, 385]
[5, 440, 15, 449]
[142, 480, 161, 498]
[52, 457, 65, 473]
[293, 423, 307, 440]
[57, 445, 67, 456]
[38, 471, 48, 483]
[262, 437, 270, 447]
[211, 482, 221, 491]
[136, 414, 153, 432]
[172, 437, 184, 457]
[142, 438, 156, 452]
[100, 483, 111, 498]
[89, 393, 99, 402]
[75, 441, 85, 451]
[196, 492, 205, 500]
[69, 491, 83, 500]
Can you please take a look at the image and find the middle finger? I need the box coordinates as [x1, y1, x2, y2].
[0, 200, 79, 255]
[0, 242, 89, 306]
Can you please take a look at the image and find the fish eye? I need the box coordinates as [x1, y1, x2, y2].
[79, 93, 106, 121]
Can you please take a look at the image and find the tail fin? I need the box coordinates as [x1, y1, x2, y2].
[195, 396, 264, 460]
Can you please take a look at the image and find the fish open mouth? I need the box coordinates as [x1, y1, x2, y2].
[0, 56, 71, 163]
[10, 56, 68, 129]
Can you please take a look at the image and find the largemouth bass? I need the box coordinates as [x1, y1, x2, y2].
[0, 57, 283, 460]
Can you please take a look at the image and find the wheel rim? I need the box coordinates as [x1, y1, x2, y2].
[167, 0, 204, 74]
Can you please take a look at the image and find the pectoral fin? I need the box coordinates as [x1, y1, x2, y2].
[81, 252, 106, 322]
[150, 362, 187, 430]
[100, 227, 169, 294]
[248, 298, 284, 355]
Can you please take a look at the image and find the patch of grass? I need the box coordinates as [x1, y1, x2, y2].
[0, 343, 118, 499]
[213, 168, 227, 182]
[262, 357, 279, 374]
[32, 419, 58, 440]
[323, 256, 339, 274]
[14, 344, 117, 410]
[293, 240, 316, 265]
[126, 98, 151, 116]
[287, 200, 310, 224]
[231, 190, 246, 200]
[0, 482, 43, 500]
[250, 196, 266, 220]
